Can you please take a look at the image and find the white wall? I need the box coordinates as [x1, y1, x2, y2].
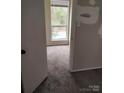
[71, 0, 102, 71]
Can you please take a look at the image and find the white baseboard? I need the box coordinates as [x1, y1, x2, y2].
[70, 66, 102, 72]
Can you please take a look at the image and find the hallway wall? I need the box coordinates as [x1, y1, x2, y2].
[71, 0, 102, 70]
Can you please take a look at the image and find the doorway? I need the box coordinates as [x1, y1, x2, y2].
[44, 0, 74, 73]
[45, 0, 72, 71]
[36, 0, 76, 92]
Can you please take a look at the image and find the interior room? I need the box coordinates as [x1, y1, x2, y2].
[21, 0, 102, 93]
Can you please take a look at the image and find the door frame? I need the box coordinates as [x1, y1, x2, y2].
[69, 0, 77, 71]
[44, 0, 77, 71]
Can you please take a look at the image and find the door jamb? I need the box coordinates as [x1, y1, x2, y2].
[69, 0, 77, 71]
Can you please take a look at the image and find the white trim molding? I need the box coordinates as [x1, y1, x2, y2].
[70, 66, 102, 72]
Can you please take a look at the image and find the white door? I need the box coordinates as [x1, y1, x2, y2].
[21, 0, 48, 93]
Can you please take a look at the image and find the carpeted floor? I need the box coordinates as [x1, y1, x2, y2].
[34, 45, 80, 93]
[34, 45, 102, 93]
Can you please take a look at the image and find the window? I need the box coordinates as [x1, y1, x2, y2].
[51, 6, 69, 41]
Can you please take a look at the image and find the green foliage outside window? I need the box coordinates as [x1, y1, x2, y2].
[51, 7, 68, 26]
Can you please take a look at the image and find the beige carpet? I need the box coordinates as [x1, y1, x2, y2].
[34, 45, 80, 93]
[34, 45, 102, 93]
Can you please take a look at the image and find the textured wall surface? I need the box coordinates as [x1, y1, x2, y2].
[72, 0, 102, 70]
